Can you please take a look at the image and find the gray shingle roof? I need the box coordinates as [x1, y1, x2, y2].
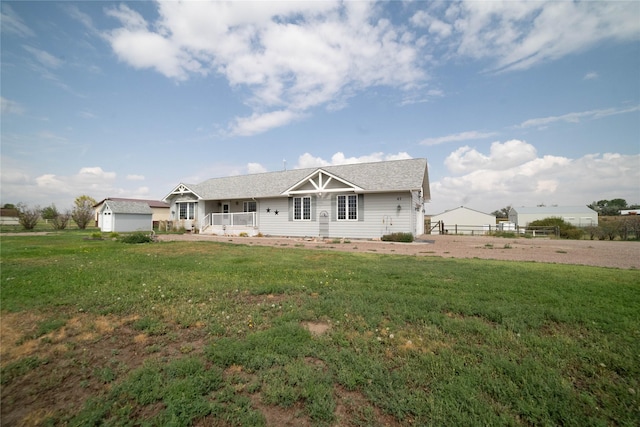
[104, 200, 152, 214]
[96, 198, 169, 208]
[184, 158, 429, 200]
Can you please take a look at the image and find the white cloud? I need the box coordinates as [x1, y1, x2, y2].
[420, 130, 499, 146]
[583, 71, 599, 80]
[295, 151, 412, 169]
[518, 105, 640, 129]
[444, 140, 538, 174]
[78, 110, 97, 119]
[440, 1, 640, 72]
[1, 97, 25, 114]
[428, 140, 640, 214]
[126, 174, 145, 181]
[229, 110, 302, 137]
[1, 3, 35, 37]
[23, 45, 63, 69]
[1, 165, 128, 208]
[247, 163, 268, 174]
[104, 2, 426, 135]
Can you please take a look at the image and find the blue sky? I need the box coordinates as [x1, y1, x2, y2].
[2, 0, 639, 215]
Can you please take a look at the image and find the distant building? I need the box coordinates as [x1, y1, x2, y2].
[620, 209, 639, 216]
[0, 208, 19, 225]
[97, 200, 152, 232]
[429, 206, 496, 235]
[508, 206, 598, 227]
[94, 198, 170, 228]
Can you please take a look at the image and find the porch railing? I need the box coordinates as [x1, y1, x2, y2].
[201, 212, 256, 232]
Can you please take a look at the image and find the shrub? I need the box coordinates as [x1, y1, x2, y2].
[120, 232, 153, 244]
[598, 218, 622, 240]
[16, 203, 41, 230]
[50, 211, 71, 230]
[381, 232, 414, 243]
[71, 206, 93, 230]
[491, 231, 517, 238]
[528, 217, 583, 239]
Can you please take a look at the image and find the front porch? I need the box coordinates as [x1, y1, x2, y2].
[200, 212, 258, 236]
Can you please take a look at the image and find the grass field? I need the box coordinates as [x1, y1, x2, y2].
[1, 233, 639, 426]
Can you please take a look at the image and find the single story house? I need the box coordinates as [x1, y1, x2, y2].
[508, 206, 598, 227]
[94, 198, 170, 228]
[163, 158, 430, 239]
[429, 206, 496, 235]
[98, 200, 153, 233]
[0, 208, 20, 225]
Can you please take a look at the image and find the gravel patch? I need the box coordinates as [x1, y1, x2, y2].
[157, 233, 640, 270]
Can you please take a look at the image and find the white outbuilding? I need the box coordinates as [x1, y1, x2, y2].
[508, 206, 598, 227]
[99, 200, 152, 233]
[430, 206, 496, 235]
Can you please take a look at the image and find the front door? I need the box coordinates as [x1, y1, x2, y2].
[223, 203, 230, 225]
[319, 210, 329, 238]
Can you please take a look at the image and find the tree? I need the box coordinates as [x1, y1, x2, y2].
[491, 205, 512, 218]
[588, 199, 628, 216]
[16, 203, 41, 230]
[41, 204, 59, 221]
[3, 203, 16, 209]
[71, 195, 97, 229]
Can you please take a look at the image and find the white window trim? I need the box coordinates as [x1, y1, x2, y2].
[337, 194, 358, 221]
[294, 196, 311, 221]
[177, 201, 197, 220]
[243, 201, 257, 213]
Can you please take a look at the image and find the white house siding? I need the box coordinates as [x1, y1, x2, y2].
[257, 192, 414, 239]
[411, 190, 424, 235]
[168, 195, 199, 230]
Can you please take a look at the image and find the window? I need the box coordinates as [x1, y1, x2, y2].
[243, 201, 257, 212]
[178, 202, 196, 220]
[294, 196, 311, 220]
[337, 195, 357, 220]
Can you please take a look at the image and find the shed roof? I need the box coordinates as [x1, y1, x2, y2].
[511, 206, 596, 215]
[95, 198, 169, 209]
[169, 158, 429, 201]
[432, 206, 495, 217]
[103, 200, 152, 215]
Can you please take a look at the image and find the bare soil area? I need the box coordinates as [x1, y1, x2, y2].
[158, 233, 640, 270]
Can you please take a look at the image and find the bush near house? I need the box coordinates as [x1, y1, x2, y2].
[381, 232, 414, 242]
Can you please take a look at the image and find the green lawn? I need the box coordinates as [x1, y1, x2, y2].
[1, 233, 639, 426]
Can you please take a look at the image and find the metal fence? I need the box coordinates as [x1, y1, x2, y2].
[429, 221, 559, 237]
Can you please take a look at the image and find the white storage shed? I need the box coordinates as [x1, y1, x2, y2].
[99, 200, 153, 233]
[508, 206, 598, 227]
[430, 206, 496, 235]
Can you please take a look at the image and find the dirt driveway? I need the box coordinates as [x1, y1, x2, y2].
[158, 234, 640, 270]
